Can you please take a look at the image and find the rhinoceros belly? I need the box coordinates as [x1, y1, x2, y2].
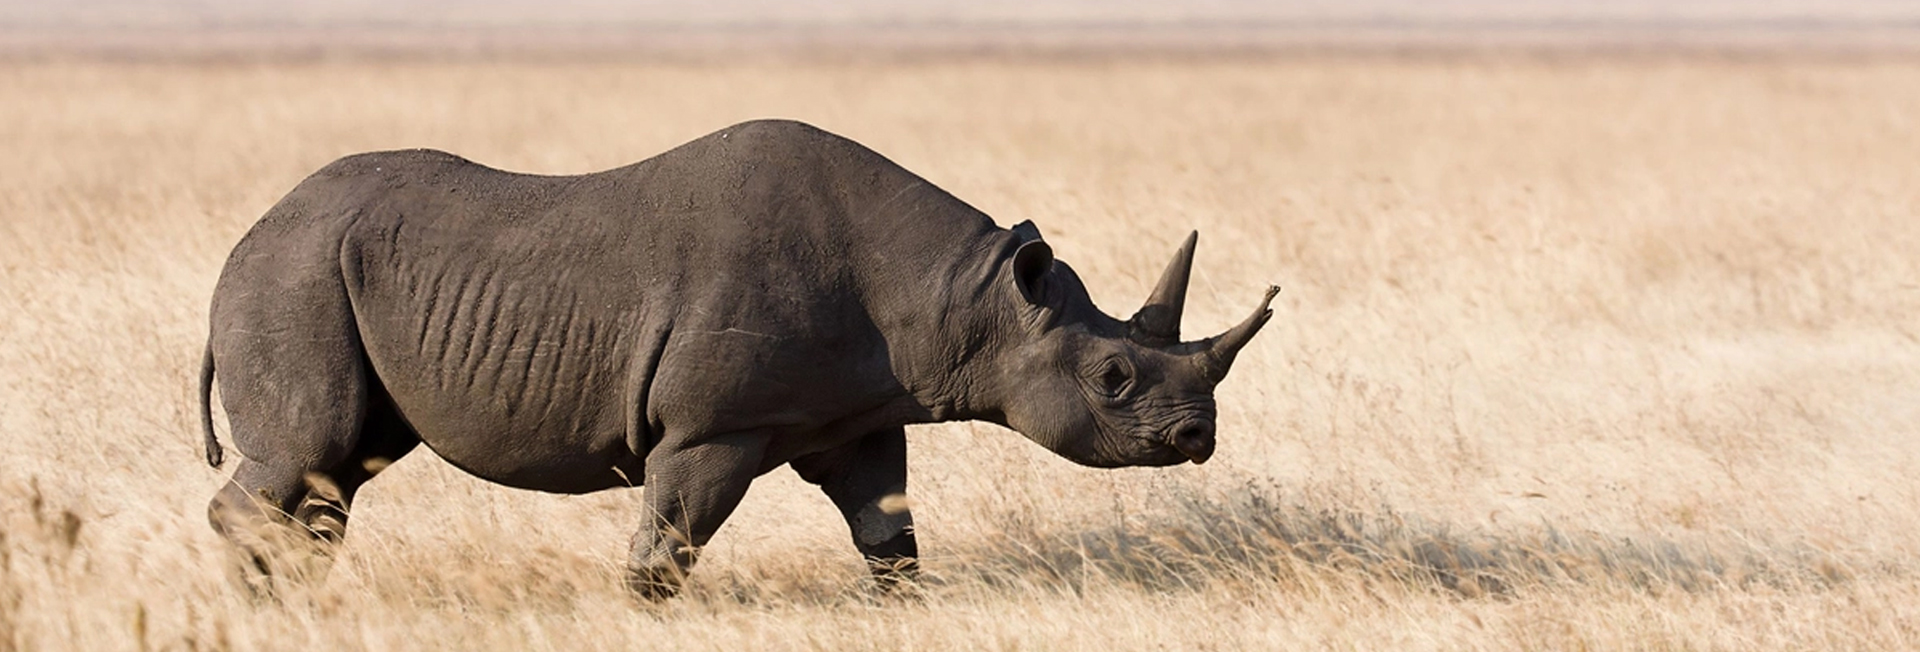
[345, 242, 646, 493]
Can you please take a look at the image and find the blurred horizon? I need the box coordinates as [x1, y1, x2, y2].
[5, 0, 1920, 57]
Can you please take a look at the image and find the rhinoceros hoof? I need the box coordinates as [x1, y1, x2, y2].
[624, 565, 684, 601]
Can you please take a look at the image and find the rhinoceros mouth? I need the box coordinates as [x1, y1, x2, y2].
[1105, 426, 1210, 467]
[1166, 419, 1216, 464]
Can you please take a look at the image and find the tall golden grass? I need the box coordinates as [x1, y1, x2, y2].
[2, 56, 1918, 650]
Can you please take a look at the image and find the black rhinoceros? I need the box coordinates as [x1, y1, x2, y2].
[199, 119, 1274, 597]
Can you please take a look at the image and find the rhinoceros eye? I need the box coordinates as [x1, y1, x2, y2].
[1096, 360, 1133, 398]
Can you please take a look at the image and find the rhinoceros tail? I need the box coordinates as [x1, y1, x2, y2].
[200, 341, 223, 468]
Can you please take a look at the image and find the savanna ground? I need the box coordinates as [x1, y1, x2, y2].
[3, 54, 1919, 650]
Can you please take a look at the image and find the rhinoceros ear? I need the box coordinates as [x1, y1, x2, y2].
[1012, 238, 1054, 305]
[1010, 220, 1043, 244]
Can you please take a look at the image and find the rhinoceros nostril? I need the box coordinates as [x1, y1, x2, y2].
[1170, 421, 1216, 464]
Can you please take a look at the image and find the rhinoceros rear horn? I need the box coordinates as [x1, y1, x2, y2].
[1128, 231, 1197, 346]
[1201, 285, 1280, 382]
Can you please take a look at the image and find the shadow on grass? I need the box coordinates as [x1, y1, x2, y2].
[924, 479, 1875, 598]
[2, 473, 1879, 613]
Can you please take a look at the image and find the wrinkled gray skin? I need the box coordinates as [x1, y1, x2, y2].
[200, 119, 1275, 598]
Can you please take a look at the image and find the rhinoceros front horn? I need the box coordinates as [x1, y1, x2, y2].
[1128, 231, 1198, 347]
[1200, 285, 1280, 382]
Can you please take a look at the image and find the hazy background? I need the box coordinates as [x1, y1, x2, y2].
[5, 0, 1920, 55]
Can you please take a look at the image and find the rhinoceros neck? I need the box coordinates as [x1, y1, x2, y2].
[843, 185, 1018, 426]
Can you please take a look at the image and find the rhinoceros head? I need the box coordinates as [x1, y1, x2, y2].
[987, 226, 1276, 468]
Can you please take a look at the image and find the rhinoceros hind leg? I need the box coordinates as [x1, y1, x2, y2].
[208, 457, 326, 598]
[203, 218, 411, 597]
[208, 397, 418, 598]
[202, 328, 419, 599]
[293, 395, 421, 545]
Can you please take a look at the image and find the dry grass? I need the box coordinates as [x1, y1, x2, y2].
[3, 55, 1919, 650]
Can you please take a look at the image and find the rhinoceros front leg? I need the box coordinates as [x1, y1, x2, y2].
[790, 426, 919, 590]
[626, 432, 764, 600]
